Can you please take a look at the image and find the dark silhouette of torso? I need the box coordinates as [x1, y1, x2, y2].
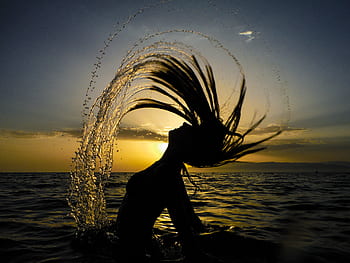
[116, 160, 203, 261]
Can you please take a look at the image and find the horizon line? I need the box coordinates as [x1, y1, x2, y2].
[1, 161, 349, 173]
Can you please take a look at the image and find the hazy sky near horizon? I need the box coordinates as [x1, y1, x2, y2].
[0, 0, 349, 171]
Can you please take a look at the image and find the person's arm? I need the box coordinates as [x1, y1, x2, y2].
[152, 163, 204, 254]
[167, 175, 203, 228]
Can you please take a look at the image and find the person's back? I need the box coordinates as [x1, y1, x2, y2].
[116, 162, 166, 260]
[116, 154, 204, 261]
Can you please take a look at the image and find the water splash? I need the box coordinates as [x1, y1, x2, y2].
[68, 29, 245, 231]
[67, 1, 290, 232]
[82, 0, 174, 122]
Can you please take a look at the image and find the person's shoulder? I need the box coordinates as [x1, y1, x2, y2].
[153, 161, 181, 177]
[129, 161, 180, 179]
[127, 169, 150, 186]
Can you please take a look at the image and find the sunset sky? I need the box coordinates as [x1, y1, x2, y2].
[0, 0, 349, 172]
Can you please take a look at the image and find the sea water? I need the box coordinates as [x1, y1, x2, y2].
[1, 171, 349, 262]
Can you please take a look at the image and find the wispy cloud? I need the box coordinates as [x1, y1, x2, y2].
[0, 124, 306, 140]
[0, 127, 167, 141]
[250, 124, 307, 135]
[0, 129, 71, 138]
[291, 108, 350, 129]
[239, 30, 256, 42]
[239, 30, 253, 36]
[263, 136, 350, 152]
[118, 127, 167, 141]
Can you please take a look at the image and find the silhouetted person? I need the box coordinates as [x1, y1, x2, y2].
[113, 53, 280, 262]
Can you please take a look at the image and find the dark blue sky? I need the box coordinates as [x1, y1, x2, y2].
[1, 0, 349, 163]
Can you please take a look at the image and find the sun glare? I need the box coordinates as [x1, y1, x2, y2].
[158, 142, 168, 154]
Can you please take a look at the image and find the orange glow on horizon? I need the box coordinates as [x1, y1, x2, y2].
[1, 132, 348, 172]
[112, 140, 168, 172]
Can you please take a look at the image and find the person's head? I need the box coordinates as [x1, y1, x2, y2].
[127, 52, 281, 168]
[168, 122, 193, 147]
[166, 122, 195, 160]
[167, 120, 227, 167]
[167, 122, 212, 162]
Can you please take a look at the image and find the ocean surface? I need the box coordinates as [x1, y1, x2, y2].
[1, 171, 349, 262]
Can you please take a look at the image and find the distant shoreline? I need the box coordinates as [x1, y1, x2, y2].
[191, 161, 350, 173]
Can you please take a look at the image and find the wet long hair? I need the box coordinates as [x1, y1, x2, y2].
[123, 53, 281, 168]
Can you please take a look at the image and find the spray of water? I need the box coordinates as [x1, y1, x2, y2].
[67, 1, 290, 232]
[67, 30, 245, 231]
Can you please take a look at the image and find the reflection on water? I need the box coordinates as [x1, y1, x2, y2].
[2, 172, 349, 262]
[105, 171, 350, 256]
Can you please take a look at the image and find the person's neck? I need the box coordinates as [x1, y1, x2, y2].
[158, 145, 184, 167]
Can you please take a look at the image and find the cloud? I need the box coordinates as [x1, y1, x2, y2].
[239, 30, 256, 42]
[239, 30, 253, 36]
[59, 129, 83, 137]
[262, 136, 350, 152]
[292, 108, 350, 129]
[0, 127, 167, 141]
[0, 129, 66, 138]
[118, 127, 167, 141]
[249, 124, 307, 135]
[0, 124, 306, 141]
[264, 142, 305, 151]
